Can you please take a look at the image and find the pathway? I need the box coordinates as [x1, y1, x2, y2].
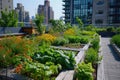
[101, 38, 120, 80]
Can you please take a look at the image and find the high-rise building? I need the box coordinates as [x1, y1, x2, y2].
[63, 0, 120, 27]
[24, 11, 30, 22]
[0, 0, 13, 17]
[37, 0, 54, 24]
[15, 3, 30, 22]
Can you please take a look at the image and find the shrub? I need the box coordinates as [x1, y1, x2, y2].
[111, 34, 120, 48]
[21, 61, 61, 80]
[36, 34, 56, 44]
[91, 35, 100, 51]
[80, 37, 89, 44]
[80, 31, 96, 36]
[64, 28, 75, 36]
[116, 27, 120, 34]
[52, 37, 69, 46]
[106, 27, 115, 32]
[0, 37, 31, 67]
[66, 36, 81, 43]
[85, 48, 101, 65]
[75, 62, 94, 80]
[32, 47, 76, 70]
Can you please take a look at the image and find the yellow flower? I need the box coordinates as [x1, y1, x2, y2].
[64, 28, 75, 36]
[36, 34, 56, 43]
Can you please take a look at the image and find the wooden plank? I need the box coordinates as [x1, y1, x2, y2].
[64, 70, 74, 80]
[56, 44, 90, 80]
[56, 71, 69, 80]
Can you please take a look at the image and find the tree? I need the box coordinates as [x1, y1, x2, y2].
[0, 10, 18, 27]
[49, 19, 65, 33]
[34, 14, 45, 34]
[76, 17, 83, 29]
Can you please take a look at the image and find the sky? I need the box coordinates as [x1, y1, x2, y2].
[13, 0, 63, 19]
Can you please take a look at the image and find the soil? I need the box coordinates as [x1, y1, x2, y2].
[63, 43, 84, 49]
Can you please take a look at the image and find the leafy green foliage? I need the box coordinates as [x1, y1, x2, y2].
[34, 14, 45, 34]
[85, 48, 102, 65]
[111, 34, 120, 48]
[79, 37, 89, 44]
[106, 27, 115, 32]
[22, 61, 61, 80]
[65, 36, 81, 43]
[85, 25, 96, 31]
[91, 35, 100, 51]
[0, 37, 34, 67]
[52, 37, 69, 46]
[0, 10, 18, 27]
[32, 46, 76, 70]
[65, 35, 88, 44]
[76, 17, 83, 29]
[75, 62, 94, 80]
[116, 27, 120, 34]
[80, 31, 96, 36]
[49, 19, 65, 33]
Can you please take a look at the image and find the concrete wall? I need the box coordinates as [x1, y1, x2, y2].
[92, 0, 108, 25]
[0, 27, 22, 34]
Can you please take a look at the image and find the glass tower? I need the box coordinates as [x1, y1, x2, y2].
[72, 0, 93, 24]
[63, 0, 72, 23]
[63, 0, 120, 26]
[109, 0, 120, 25]
[63, 0, 93, 25]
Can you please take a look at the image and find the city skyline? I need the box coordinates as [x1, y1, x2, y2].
[13, 0, 63, 19]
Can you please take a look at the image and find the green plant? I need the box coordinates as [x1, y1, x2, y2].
[66, 36, 81, 43]
[0, 37, 32, 67]
[111, 34, 120, 48]
[79, 37, 89, 44]
[106, 27, 115, 32]
[85, 25, 96, 31]
[116, 27, 120, 34]
[0, 10, 18, 27]
[49, 19, 66, 33]
[34, 14, 45, 34]
[75, 62, 94, 80]
[91, 35, 100, 51]
[22, 61, 61, 80]
[52, 37, 69, 46]
[76, 17, 83, 29]
[85, 48, 102, 65]
[32, 46, 76, 70]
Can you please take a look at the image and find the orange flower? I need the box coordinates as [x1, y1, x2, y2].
[14, 64, 23, 73]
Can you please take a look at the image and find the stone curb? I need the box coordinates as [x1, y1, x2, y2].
[97, 36, 105, 80]
[111, 44, 120, 57]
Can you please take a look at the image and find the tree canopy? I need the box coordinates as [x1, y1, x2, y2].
[34, 14, 45, 34]
[0, 10, 18, 27]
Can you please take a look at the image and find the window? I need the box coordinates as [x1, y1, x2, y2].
[95, 19, 103, 24]
[97, 1, 104, 5]
[97, 10, 103, 14]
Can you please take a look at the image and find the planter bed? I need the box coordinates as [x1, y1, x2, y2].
[56, 43, 90, 80]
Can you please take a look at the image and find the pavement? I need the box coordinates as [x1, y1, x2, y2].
[101, 37, 120, 80]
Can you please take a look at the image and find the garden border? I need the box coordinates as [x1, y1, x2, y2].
[111, 44, 120, 57]
[56, 43, 90, 80]
[97, 36, 105, 80]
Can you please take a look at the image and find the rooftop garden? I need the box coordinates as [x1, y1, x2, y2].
[0, 14, 102, 80]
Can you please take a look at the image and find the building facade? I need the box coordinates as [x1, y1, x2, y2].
[0, 0, 13, 17]
[15, 3, 30, 22]
[63, 0, 120, 27]
[37, 0, 54, 24]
